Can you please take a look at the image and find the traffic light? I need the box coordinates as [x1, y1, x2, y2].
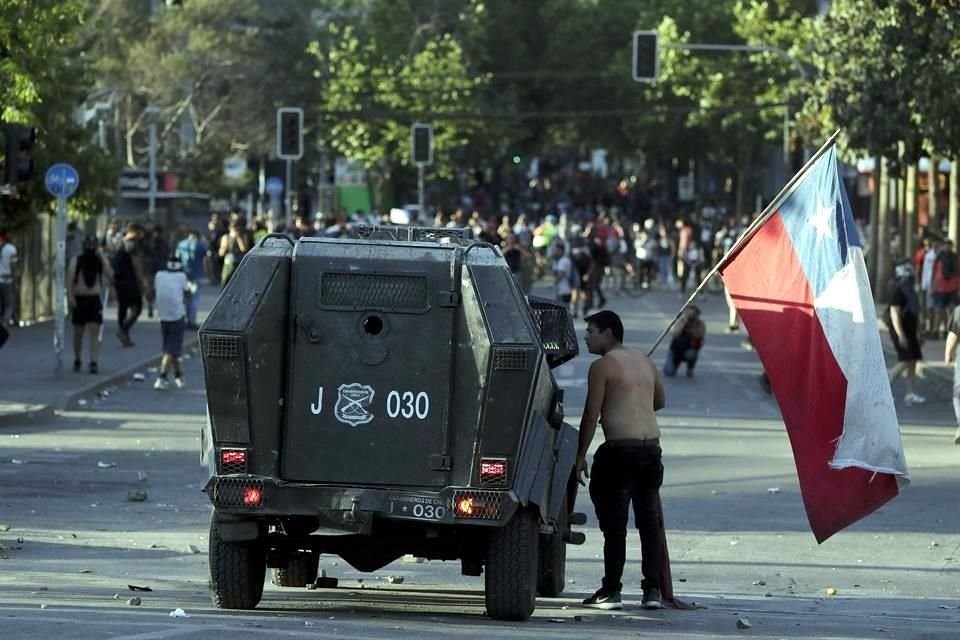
[4, 124, 36, 184]
[632, 30, 659, 83]
[276, 108, 303, 160]
[411, 123, 433, 165]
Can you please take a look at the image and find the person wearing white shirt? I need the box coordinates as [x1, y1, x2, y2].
[920, 237, 940, 335]
[153, 255, 196, 390]
[0, 227, 18, 330]
[552, 242, 574, 313]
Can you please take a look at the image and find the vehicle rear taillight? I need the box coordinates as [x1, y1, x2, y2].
[480, 458, 507, 487]
[219, 449, 248, 475]
[452, 490, 503, 520]
[243, 486, 262, 507]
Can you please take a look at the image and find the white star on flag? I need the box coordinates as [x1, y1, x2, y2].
[808, 200, 835, 240]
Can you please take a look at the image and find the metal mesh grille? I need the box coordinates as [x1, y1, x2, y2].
[213, 478, 263, 508]
[527, 296, 579, 367]
[203, 334, 240, 359]
[452, 490, 504, 520]
[492, 347, 530, 371]
[320, 273, 429, 310]
[218, 450, 248, 475]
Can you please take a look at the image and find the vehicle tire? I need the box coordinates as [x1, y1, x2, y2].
[272, 551, 319, 588]
[537, 504, 567, 597]
[209, 514, 266, 609]
[485, 507, 539, 621]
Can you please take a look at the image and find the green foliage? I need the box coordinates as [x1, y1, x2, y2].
[0, 0, 118, 228]
[312, 21, 487, 179]
[803, 0, 960, 162]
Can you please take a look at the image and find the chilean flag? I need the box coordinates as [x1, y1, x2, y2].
[718, 145, 909, 543]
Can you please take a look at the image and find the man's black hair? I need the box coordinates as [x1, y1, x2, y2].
[585, 309, 624, 343]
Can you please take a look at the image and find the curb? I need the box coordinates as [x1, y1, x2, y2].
[59, 337, 201, 412]
[0, 404, 56, 428]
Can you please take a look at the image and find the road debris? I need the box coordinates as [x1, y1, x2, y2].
[767, 487, 780, 494]
[826, 587, 838, 596]
[169, 608, 189, 618]
[185, 544, 200, 554]
[97, 461, 117, 469]
[126, 597, 141, 606]
[137, 472, 149, 482]
[127, 490, 148, 502]
[11, 459, 25, 465]
[132, 373, 146, 382]
[79, 569, 93, 574]
[128, 585, 153, 592]
[0, 524, 9, 532]
[387, 576, 404, 584]
[736, 618, 752, 629]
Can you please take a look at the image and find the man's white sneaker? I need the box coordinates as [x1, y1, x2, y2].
[174, 377, 185, 389]
[904, 393, 926, 406]
[153, 377, 170, 391]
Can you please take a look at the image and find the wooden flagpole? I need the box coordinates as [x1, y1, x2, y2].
[646, 128, 843, 357]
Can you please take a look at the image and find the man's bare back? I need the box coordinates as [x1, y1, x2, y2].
[593, 347, 664, 441]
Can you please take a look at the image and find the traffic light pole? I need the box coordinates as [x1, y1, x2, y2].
[417, 164, 425, 224]
[284, 159, 293, 230]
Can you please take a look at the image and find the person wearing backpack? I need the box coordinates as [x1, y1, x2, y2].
[932, 239, 960, 338]
[66, 236, 114, 373]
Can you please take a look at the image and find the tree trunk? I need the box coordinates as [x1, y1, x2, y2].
[895, 164, 913, 257]
[868, 156, 881, 290]
[950, 159, 959, 246]
[928, 155, 940, 234]
[876, 157, 892, 304]
[125, 93, 135, 167]
[905, 162, 917, 256]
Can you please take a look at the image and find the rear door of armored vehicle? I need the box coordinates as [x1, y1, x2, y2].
[280, 238, 457, 488]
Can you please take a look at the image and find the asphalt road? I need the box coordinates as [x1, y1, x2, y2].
[0, 288, 958, 639]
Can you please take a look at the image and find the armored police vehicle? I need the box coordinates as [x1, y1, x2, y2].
[199, 226, 582, 621]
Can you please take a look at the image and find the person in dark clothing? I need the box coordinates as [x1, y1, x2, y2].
[663, 305, 706, 377]
[887, 261, 925, 405]
[112, 227, 147, 347]
[66, 236, 113, 373]
[588, 236, 609, 310]
[142, 223, 169, 318]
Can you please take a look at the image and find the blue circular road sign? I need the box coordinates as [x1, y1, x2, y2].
[45, 163, 80, 198]
[265, 177, 284, 196]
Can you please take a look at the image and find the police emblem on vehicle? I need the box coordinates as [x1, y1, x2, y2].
[334, 383, 376, 426]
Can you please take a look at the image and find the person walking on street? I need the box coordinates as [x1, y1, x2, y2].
[66, 236, 113, 374]
[0, 227, 17, 328]
[153, 254, 196, 390]
[113, 226, 148, 347]
[931, 239, 960, 338]
[176, 229, 207, 328]
[918, 237, 939, 336]
[664, 305, 706, 377]
[218, 219, 249, 287]
[943, 308, 960, 444]
[576, 310, 666, 611]
[0, 227, 18, 349]
[552, 242, 575, 313]
[887, 261, 926, 406]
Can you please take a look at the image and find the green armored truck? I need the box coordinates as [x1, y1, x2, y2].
[199, 226, 583, 621]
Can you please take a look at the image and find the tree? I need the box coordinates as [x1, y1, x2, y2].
[0, 0, 117, 228]
[311, 7, 487, 207]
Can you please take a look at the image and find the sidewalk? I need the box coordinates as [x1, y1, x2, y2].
[0, 283, 217, 427]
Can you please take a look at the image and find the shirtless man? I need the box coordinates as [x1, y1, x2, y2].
[576, 309, 666, 611]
